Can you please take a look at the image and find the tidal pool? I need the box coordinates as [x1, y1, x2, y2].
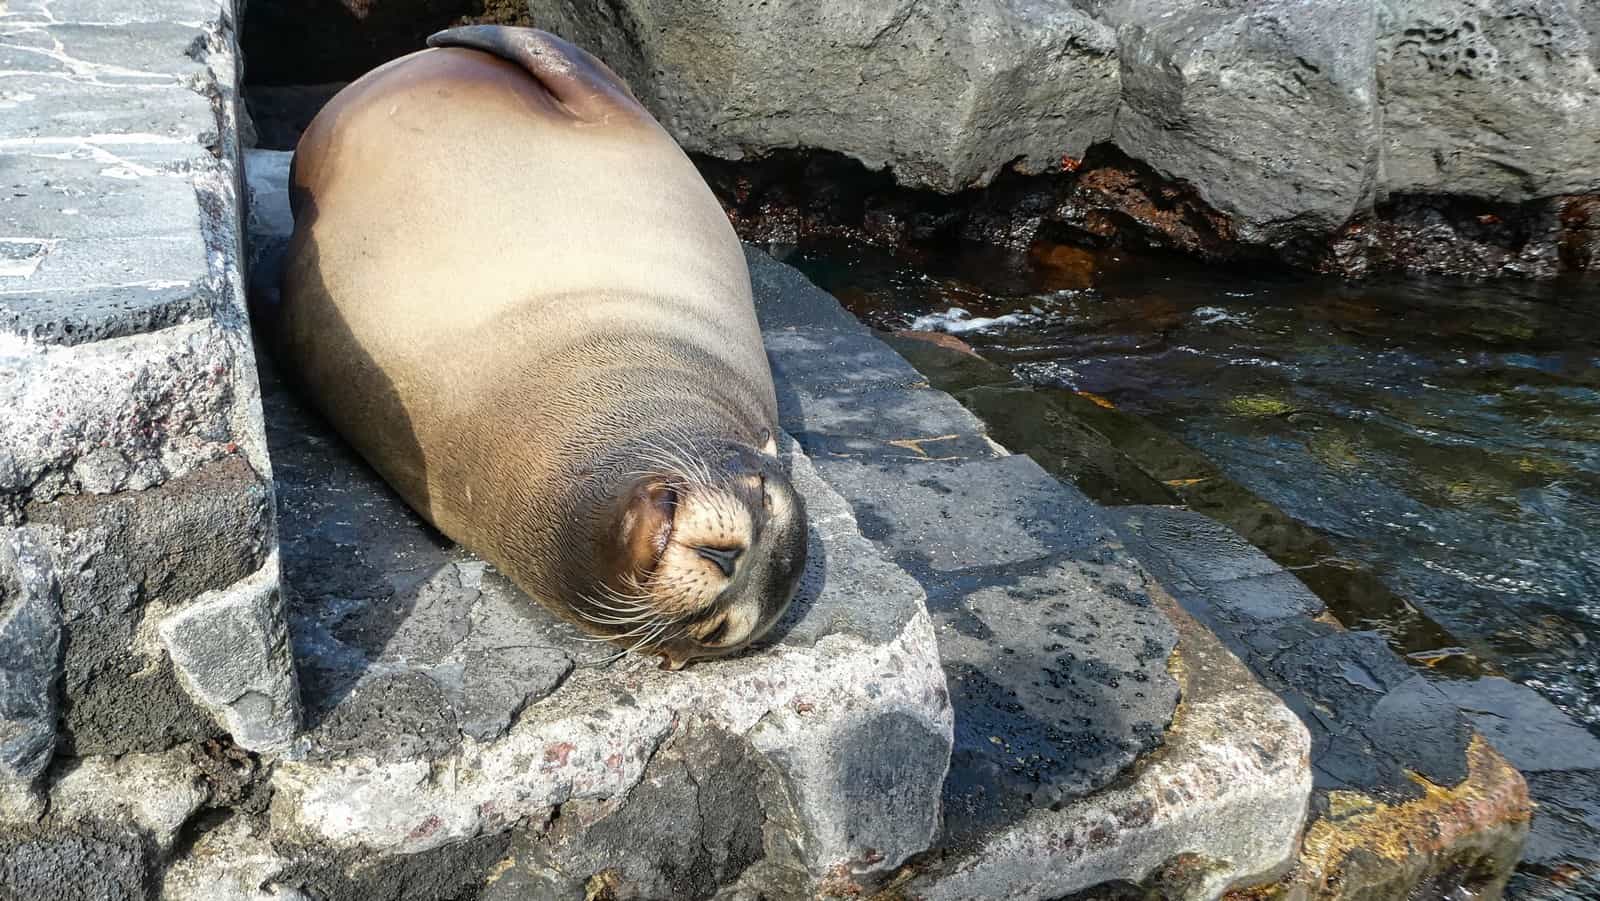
[787, 238, 1600, 739]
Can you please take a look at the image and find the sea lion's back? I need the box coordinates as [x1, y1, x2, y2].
[274, 27, 770, 525]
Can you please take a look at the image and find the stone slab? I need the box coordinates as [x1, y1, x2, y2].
[806, 454, 1119, 586]
[745, 245, 865, 333]
[1436, 676, 1600, 891]
[1111, 505, 1534, 896]
[903, 583, 1311, 900]
[258, 349, 950, 893]
[765, 327, 929, 398]
[159, 552, 300, 753]
[745, 246, 1312, 897]
[1, 1, 223, 26]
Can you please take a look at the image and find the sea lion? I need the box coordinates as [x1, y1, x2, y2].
[273, 25, 807, 668]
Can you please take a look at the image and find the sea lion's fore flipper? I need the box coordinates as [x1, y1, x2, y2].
[426, 25, 639, 122]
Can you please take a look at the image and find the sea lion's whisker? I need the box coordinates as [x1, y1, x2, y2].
[628, 621, 673, 655]
[666, 422, 717, 487]
[615, 618, 671, 639]
[576, 647, 633, 668]
[576, 606, 661, 627]
[575, 592, 662, 627]
[571, 632, 622, 643]
[650, 428, 714, 491]
[582, 595, 656, 616]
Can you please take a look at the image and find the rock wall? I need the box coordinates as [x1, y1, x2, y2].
[0, 0, 298, 836]
[523, 0, 1600, 276]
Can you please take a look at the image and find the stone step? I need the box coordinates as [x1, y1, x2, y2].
[1111, 506, 1534, 897]
[130, 148, 952, 900]
[888, 314, 1571, 895]
[745, 247, 1313, 898]
[252, 345, 951, 899]
[0, 0, 296, 834]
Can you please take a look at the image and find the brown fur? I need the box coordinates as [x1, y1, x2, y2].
[276, 27, 804, 664]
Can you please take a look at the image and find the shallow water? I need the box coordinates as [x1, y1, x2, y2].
[788, 238, 1600, 737]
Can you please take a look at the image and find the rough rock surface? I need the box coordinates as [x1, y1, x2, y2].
[1112, 506, 1534, 898]
[510, 0, 1600, 274]
[1111, 0, 1382, 247]
[525, 0, 1118, 194]
[0, 528, 62, 789]
[1379, 0, 1600, 202]
[227, 149, 955, 897]
[746, 247, 1311, 899]
[235, 3, 1600, 276]
[0, 0, 297, 838]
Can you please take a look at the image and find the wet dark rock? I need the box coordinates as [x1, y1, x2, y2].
[1438, 677, 1600, 777]
[1324, 193, 1571, 280]
[1108, 506, 1543, 896]
[1438, 676, 1600, 887]
[710, 147, 1600, 281]
[1515, 769, 1600, 886]
[1115, 506, 1474, 801]
[1559, 195, 1600, 270]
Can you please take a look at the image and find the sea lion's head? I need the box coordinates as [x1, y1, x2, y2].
[585, 434, 808, 668]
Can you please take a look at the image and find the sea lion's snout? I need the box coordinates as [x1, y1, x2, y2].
[588, 442, 808, 667]
[666, 451, 808, 667]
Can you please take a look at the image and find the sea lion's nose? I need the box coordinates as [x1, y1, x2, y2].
[695, 544, 742, 577]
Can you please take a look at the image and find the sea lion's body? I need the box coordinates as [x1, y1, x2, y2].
[276, 27, 804, 665]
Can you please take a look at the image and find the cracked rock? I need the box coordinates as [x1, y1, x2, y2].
[0, 527, 62, 789]
[158, 551, 301, 754]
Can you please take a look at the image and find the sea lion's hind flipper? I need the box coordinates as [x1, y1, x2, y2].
[426, 25, 638, 121]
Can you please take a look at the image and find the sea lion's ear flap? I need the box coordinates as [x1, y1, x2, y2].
[614, 479, 676, 585]
[425, 25, 640, 120]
